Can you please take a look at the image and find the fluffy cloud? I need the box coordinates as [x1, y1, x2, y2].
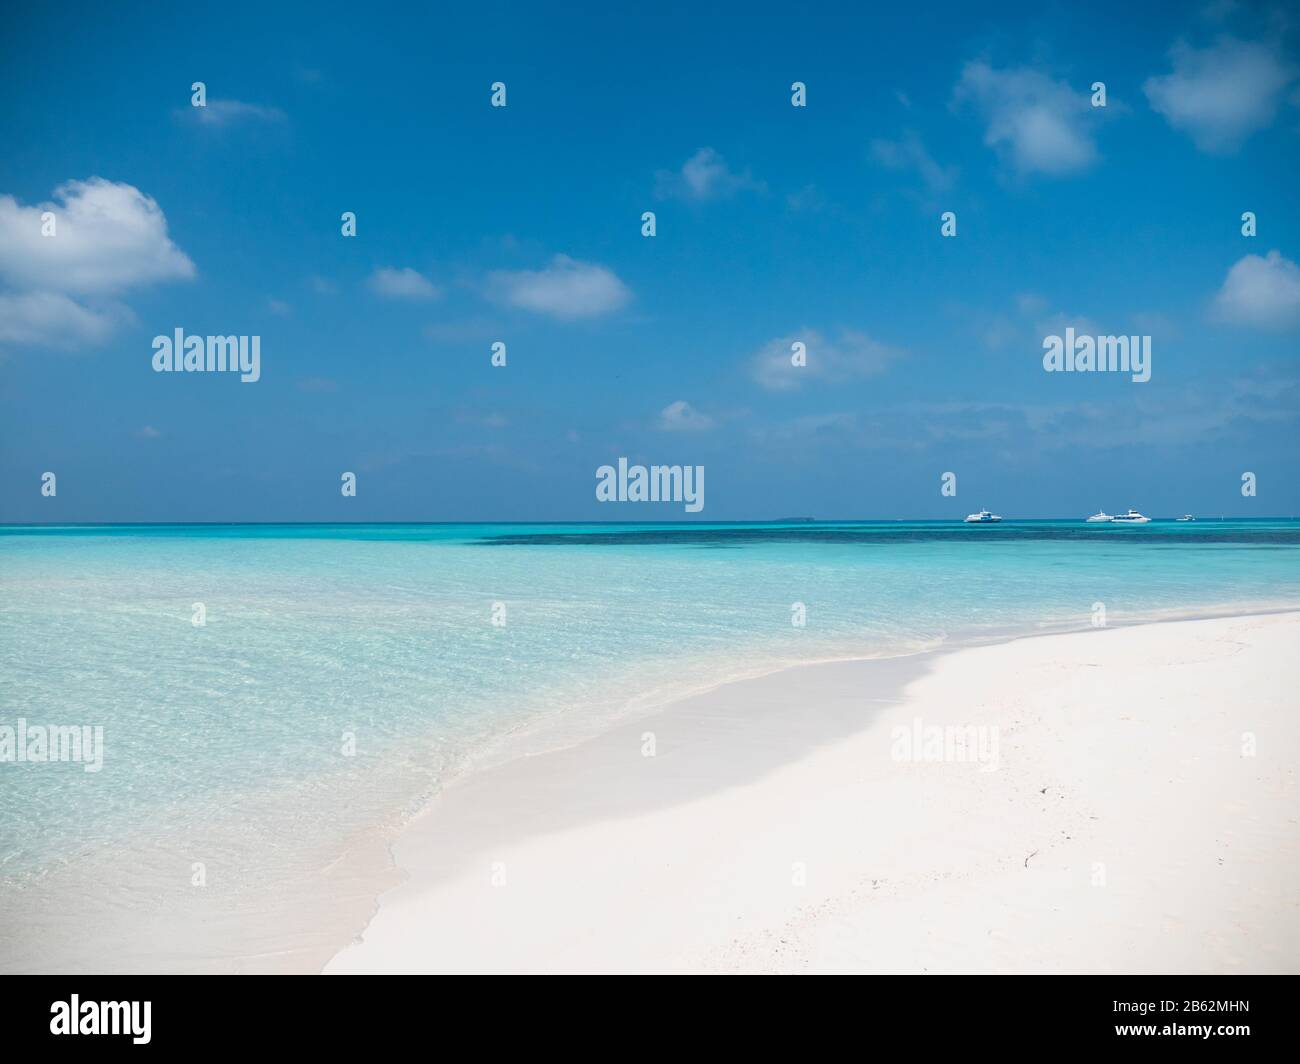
[655, 148, 764, 201]
[1211, 250, 1300, 327]
[489, 255, 630, 319]
[953, 61, 1097, 176]
[368, 266, 441, 300]
[0, 178, 193, 348]
[0, 290, 131, 348]
[752, 329, 903, 392]
[1143, 37, 1296, 152]
[0, 178, 194, 294]
[657, 400, 713, 432]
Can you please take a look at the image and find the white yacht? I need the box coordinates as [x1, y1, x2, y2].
[1086, 510, 1113, 523]
[1177, 514, 1194, 522]
[963, 509, 1002, 523]
[1112, 508, 1151, 524]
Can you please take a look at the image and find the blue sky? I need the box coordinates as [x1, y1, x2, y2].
[1, 0, 1298, 521]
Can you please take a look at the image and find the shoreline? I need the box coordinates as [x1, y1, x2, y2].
[427, 597, 1300, 782]
[327, 610, 1300, 974]
[3, 603, 1295, 974]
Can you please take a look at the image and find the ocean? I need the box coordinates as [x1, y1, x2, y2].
[2, 520, 1298, 970]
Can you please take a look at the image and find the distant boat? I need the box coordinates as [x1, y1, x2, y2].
[1086, 510, 1113, 523]
[1112, 508, 1151, 524]
[1176, 514, 1195, 522]
[963, 509, 1002, 523]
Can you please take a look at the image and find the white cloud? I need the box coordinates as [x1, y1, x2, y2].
[1211, 250, 1300, 327]
[752, 329, 903, 392]
[0, 178, 195, 294]
[655, 148, 764, 201]
[0, 178, 193, 348]
[953, 61, 1097, 175]
[181, 99, 286, 127]
[658, 400, 714, 432]
[0, 290, 131, 348]
[368, 266, 441, 301]
[489, 255, 630, 319]
[870, 131, 956, 193]
[1143, 37, 1296, 152]
[135, 425, 162, 439]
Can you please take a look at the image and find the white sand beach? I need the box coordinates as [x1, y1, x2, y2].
[327, 612, 1300, 974]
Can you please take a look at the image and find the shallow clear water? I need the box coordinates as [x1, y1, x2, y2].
[2, 520, 1298, 970]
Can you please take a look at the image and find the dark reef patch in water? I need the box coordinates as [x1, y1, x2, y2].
[477, 523, 1300, 548]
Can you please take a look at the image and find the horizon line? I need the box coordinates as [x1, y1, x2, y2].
[1, 517, 1295, 528]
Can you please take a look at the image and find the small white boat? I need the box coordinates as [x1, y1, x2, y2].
[963, 509, 1002, 523]
[1086, 510, 1113, 523]
[1176, 514, 1194, 522]
[1112, 508, 1151, 524]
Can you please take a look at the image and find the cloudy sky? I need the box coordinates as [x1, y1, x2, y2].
[1, 1, 1298, 521]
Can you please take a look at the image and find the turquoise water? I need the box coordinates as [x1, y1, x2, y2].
[2, 520, 1299, 970]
